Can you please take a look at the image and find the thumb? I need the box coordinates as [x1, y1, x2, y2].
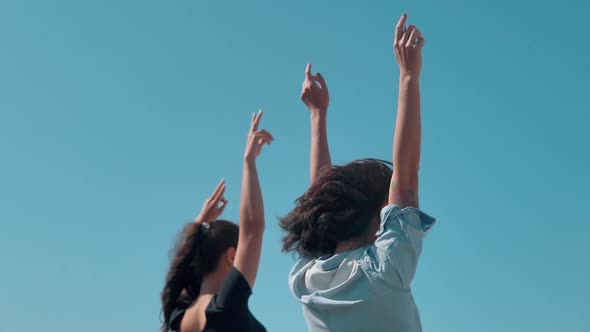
[416, 37, 425, 49]
[219, 199, 228, 211]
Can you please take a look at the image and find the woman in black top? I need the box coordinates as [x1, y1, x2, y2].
[161, 111, 273, 332]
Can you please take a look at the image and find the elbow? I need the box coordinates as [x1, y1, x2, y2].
[241, 219, 265, 235]
[393, 150, 419, 175]
[407, 167, 419, 186]
[393, 164, 419, 187]
[254, 221, 266, 234]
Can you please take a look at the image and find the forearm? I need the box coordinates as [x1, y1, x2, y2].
[393, 75, 421, 184]
[310, 109, 332, 184]
[239, 159, 265, 234]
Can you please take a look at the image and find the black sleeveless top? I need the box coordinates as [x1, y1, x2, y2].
[169, 267, 267, 332]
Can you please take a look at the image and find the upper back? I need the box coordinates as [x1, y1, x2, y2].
[172, 267, 267, 332]
[288, 205, 436, 332]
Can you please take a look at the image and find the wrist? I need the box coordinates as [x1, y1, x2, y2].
[309, 106, 328, 115]
[243, 156, 257, 166]
[310, 108, 328, 121]
[399, 73, 420, 84]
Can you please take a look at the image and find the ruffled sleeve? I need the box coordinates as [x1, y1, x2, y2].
[374, 205, 436, 288]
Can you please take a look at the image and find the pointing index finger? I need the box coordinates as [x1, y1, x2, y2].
[251, 109, 263, 132]
[395, 13, 407, 43]
[210, 179, 225, 201]
[305, 63, 312, 79]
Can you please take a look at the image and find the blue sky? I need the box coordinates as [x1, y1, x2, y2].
[1, 0, 589, 331]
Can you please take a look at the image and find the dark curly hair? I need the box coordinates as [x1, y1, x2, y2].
[160, 220, 239, 332]
[279, 158, 393, 257]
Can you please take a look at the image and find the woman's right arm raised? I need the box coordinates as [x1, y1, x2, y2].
[390, 14, 425, 208]
[234, 110, 274, 288]
[301, 63, 331, 184]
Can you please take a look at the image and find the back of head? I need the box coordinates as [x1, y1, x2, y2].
[280, 159, 392, 257]
[160, 220, 239, 332]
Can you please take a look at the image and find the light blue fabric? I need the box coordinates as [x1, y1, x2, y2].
[288, 205, 436, 332]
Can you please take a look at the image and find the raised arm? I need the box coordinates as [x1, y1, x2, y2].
[234, 110, 274, 288]
[301, 63, 331, 184]
[389, 14, 425, 208]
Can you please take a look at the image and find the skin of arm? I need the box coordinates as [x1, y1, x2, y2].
[301, 63, 332, 184]
[310, 109, 331, 184]
[234, 110, 273, 288]
[389, 14, 425, 208]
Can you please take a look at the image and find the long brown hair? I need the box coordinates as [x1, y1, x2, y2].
[279, 159, 392, 257]
[160, 220, 239, 332]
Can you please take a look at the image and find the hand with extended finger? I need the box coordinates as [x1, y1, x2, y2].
[195, 179, 228, 223]
[300, 63, 329, 113]
[393, 13, 425, 78]
[244, 110, 274, 162]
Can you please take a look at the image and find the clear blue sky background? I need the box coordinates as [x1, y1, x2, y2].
[1, 0, 589, 331]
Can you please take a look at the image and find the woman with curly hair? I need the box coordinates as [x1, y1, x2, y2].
[161, 111, 273, 332]
[280, 14, 436, 332]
